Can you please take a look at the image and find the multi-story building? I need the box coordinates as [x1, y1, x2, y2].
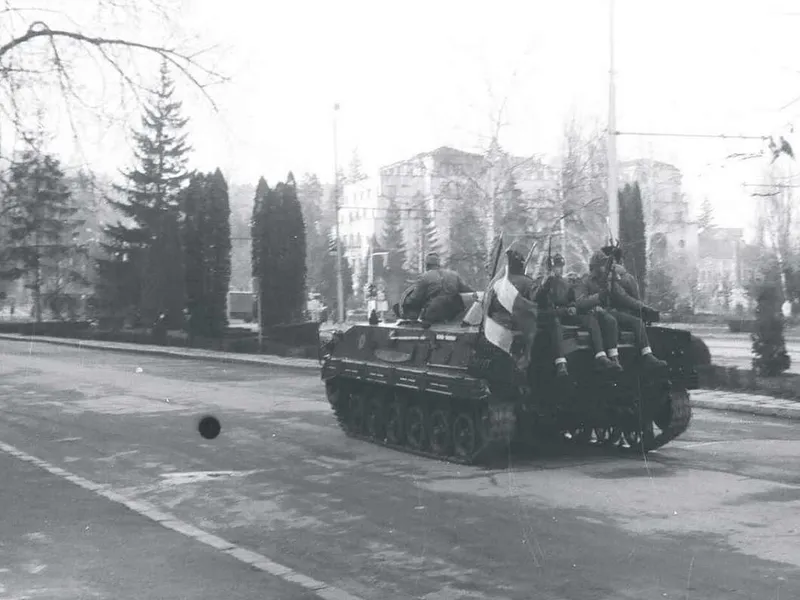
[619, 159, 695, 263]
[338, 177, 380, 293]
[377, 145, 559, 272]
[377, 146, 485, 272]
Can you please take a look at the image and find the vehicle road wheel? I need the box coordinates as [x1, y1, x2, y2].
[428, 409, 453, 456]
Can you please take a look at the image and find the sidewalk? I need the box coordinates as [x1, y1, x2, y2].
[2, 332, 798, 422]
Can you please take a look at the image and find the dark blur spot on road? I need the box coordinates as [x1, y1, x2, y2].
[198, 415, 221, 439]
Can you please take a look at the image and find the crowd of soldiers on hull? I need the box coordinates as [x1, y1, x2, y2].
[530, 248, 621, 374]
[397, 241, 668, 377]
[401, 252, 475, 325]
[573, 248, 668, 373]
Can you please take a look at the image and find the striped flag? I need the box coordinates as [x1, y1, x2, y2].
[482, 264, 538, 357]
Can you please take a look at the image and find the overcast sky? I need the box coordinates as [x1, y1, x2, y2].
[6, 0, 800, 237]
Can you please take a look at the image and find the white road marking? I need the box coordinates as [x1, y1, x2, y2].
[158, 470, 262, 485]
[0, 440, 364, 600]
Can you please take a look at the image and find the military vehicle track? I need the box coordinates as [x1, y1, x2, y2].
[325, 379, 516, 465]
[561, 385, 692, 453]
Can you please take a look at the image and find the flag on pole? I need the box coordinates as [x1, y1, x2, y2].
[481, 264, 538, 357]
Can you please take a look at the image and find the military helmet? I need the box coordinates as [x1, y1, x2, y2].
[505, 240, 527, 267]
[425, 252, 440, 269]
[589, 249, 608, 272]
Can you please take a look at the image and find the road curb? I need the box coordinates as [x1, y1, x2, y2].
[691, 390, 800, 421]
[0, 333, 321, 371]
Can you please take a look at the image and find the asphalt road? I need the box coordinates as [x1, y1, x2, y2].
[0, 341, 799, 599]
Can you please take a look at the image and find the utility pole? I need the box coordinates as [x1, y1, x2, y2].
[607, 0, 619, 241]
[333, 103, 345, 323]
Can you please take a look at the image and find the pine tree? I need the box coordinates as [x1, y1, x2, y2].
[698, 197, 715, 230]
[618, 182, 647, 297]
[647, 267, 678, 312]
[0, 149, 88, 322]
[251, 177, 269, 287]
[182, 168, 232, 338]
[182, 173, 207, 335]
[97, 60, 191, 329]
[448, 196, 488, 289]
[499, 174, 530, 241]
[380, 196, 409, 304]
[347, 149, 368, 183]
[751, 279, 790, 376]
[278, 172, 307, 320]
[297, 173, 327, 294]
[206, 169, 232, 335]
[251, 174, 307, 328]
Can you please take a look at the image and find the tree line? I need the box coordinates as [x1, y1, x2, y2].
[0, 60, 311, 336]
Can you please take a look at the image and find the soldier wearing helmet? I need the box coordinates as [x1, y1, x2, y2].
[485, 242, 539, 369]
[532, 252, 572, 377]
[402, 251, 474, 324]
[574, 248, 667, 372]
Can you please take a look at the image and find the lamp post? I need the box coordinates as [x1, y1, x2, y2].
[607, 0, 619, 241]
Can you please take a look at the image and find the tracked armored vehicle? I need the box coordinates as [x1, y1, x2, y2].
[320, 292, 697, 465]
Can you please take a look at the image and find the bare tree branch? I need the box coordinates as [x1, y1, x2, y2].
[0, 20, 228, 110]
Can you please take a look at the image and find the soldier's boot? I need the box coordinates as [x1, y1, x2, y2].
[594, 352, 619, 371]
[555, 359, 569, 377]
[606, 349, 624, 371]
[641, 349, 668, 373]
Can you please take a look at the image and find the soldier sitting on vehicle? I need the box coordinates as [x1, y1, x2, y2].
[402, 252, 474, 324]
[532, 253, 572, 377]
[486, 243, 539, 370]
[537, 255, 619, 372]
[574, 250, 667, 373]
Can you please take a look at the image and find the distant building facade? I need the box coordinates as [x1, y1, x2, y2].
[619, 158, 699, 306]
[377, 145, 558, 273]
[338, 177, 380, 293]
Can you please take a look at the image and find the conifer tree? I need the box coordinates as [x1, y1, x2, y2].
[499, 175, 530, 241]
[0, 148, 87, 322]
[297, 173, 327, 294]
[448, 196, 488, 289]
[751, 279, 791, 376]
[182, 168, 232, 338]
[618, 182, 647, 297]
[96, 60, 191, 328]
[278, 172, 307, 320]
[698, 197, 715, 230]
[380, 196, 409, 304]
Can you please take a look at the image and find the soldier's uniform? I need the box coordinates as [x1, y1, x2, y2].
[402, 252, 474, 324]
[532, 253, 572, 377]
[486, 245, 539, 371]
[574, 250, 667, 372]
